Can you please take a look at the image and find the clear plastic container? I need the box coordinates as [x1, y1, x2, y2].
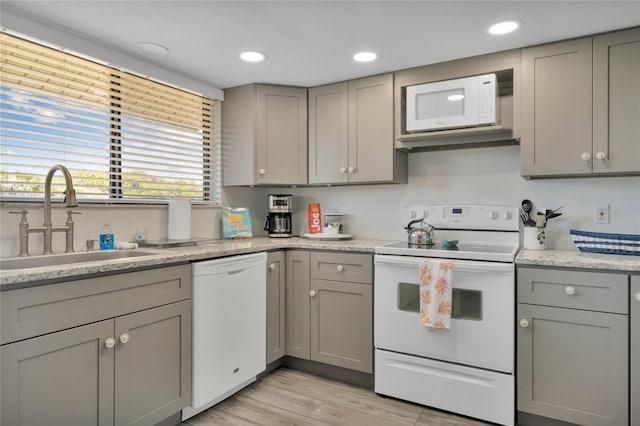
[323, 213, 343, 234]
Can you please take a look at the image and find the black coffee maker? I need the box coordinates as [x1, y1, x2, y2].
[264, 194, 292, 237]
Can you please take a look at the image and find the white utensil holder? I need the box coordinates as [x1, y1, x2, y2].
[523, 226, 546, 250]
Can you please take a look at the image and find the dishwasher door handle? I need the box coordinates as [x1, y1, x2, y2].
[227, 268, 246, 276]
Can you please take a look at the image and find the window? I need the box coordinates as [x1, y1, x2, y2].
[0, 33, 221, 204]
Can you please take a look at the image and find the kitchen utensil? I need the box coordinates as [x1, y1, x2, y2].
[545, 206, 564, 221]
[546, 212, 563, 220]
[405, 218, 435, 246]
[535, 212, 546, 227]
[519, 209, 530, 226]
[521, 199, 533, 214]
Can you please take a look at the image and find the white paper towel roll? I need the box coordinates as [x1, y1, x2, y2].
[168, 199, 191, 240]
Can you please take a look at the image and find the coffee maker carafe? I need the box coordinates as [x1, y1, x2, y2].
[264, 194, 292, 237]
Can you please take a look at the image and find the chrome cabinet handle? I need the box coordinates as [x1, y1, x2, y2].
[565, 286, 576, 295]
[635, 292, 640, 302]
[340, 167, 346, 174]
[595, 151, 606, 160]
[105, 337, 116, 349]
[348, 166, 355, 173]
[258, 168, 266, 175]
[336, 264, 344, 272]
[268, 263, 276, 271]
[309, 290, 316, 297]
[119, 333, 130, 344]
[581, 152, 591, 161]
[519, 319, 529, 328]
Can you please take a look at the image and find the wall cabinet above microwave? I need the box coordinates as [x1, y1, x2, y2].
[222, 84, 307, 186]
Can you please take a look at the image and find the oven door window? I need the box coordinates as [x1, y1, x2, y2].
[397, 282, 482, 321]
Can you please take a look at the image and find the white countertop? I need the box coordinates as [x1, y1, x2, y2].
[0, 237, 392, 289]
[516, 249, 640, 272]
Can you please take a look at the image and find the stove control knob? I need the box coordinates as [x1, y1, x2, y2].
[488, 211, 498, 220]
[502, 211, 513, 220]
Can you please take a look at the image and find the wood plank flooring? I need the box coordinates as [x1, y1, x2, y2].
[183, 367, 489, 426]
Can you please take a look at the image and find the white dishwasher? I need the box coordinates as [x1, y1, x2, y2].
[182, 252, 266, 421]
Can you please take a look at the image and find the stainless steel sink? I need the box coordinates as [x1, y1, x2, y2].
[0, 250, 157, 270]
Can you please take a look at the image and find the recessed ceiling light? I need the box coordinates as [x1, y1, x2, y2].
[136, 42, 169, 55]
[240, 51, 266, 62]
[353, 52, 377, 62]
[488, 21, 520, 35]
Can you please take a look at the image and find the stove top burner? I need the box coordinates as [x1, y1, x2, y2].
[376, 240, 518, 262]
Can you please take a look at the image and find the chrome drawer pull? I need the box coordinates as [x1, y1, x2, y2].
[119, 333, 130, 344]
[336, 265, 344, 272]
[564, 286, 576, 295]
[635, 292, 640, 302]
[519, 319, 529, 328]
[105, 337, 116, 349]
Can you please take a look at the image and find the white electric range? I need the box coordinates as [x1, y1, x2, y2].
[374, 204, 519, 426]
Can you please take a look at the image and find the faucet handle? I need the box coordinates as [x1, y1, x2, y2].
[10, 210, 29, 223]
[66, 210, 81, 222]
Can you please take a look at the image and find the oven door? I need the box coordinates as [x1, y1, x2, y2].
[374, 254, 514, 372]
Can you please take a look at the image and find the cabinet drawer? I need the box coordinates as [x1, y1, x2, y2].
[310, 252, 372, 284]
[1, 265, 191, 345]
[517, 267, 627, 314]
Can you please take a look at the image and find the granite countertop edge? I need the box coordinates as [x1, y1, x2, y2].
[516, 249, 640, 272]
[0, 237, 394, 288]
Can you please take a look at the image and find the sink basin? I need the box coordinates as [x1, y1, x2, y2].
[0, 250, 157, 270]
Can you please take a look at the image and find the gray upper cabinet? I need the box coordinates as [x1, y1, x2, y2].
[266, 251, 286, 364]
[308, 74, 407, 185]
[223, 84, 308, 186]
[592, 27, 640, 174]
[632, 276, 640, 426]
[521, 27, 640, 177]
[517, 267, 629, 426]
[521, 37, 593, 176]
[0, 265, 192, 426]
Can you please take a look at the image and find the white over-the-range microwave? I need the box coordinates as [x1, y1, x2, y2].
[406, 73, 499, 133]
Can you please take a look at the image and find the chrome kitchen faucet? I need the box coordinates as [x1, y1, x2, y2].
[10, 165, 80, 256]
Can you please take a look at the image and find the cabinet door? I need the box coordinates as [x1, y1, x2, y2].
[256, 85, 307, 185]
[632, 276, 640, 426]
[308, 82, 349, 184]
[348, 74, 394, 183]
[310, 279, 373, 373]
[114, 301, 191, 426]
[285, 250, 310, 359]
[517, 304, 628, 426]
[521, 38, 593, 176]
[1, 320, 114, 426]
[593, 28, 640, 174]
[266, 251, 286, 364]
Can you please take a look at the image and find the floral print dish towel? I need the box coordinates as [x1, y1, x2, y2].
[419, 259, 454, 330]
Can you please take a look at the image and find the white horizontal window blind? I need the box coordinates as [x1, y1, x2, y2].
[1, 33, 220, 204]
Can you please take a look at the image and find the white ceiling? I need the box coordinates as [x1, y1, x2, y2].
[2, 1, 640, 91]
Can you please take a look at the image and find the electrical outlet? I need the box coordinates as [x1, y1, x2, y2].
[594, 204, 610, 224]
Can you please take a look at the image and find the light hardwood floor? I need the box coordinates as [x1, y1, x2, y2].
[183, 367, 489, 426]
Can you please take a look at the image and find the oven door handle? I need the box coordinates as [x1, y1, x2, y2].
[374, 254, 514, 273]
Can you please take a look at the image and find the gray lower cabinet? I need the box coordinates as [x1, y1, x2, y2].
[285, 250, 311, 359]
[266, 251, 286, 364]
[632, 276, 640, 426]
[516, 267, 629, 426]
[285, 251, 373, 373]
[0, 265, 192, 426]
